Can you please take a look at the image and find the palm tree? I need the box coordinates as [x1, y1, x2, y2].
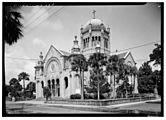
[106, 61, 114, 98]
[4, 6, 23, 45]
[18, 72, 29, 98]
[116, 59, 131, 98]
[88, 53, 107, 100]
[107, 55, 119, 99]
[9, 78, 22, 99]
[68, 54, 88, 100]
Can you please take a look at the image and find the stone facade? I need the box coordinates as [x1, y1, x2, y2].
[35, 11, 138, 99]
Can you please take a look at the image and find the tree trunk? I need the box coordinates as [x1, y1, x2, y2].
[125, 82, 128, 98]
[23, 79, 25, 91]
[97, 70, 100, 100]
[82, 70, 84, 100]
[23, 79, 25, 99]
[110, 74, 112, 98]
[113, 74, 115, 99]
[131, 75, 133, 95]
[133, 75, 135, 93]
[80, 70, 84, 100]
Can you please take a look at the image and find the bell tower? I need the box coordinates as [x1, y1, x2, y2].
[34, 52, 44, 98]
[80, 11, 111, 58]
[71, 36, 80, 54]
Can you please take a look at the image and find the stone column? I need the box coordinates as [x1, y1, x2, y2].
[36, 80, 39, 98]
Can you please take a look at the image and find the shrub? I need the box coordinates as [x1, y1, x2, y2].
[89, 93, 97, 99]
[85, 87, 96, 93]
[100, 93, 109, 99]
[84, 93, 90, 99]
[70, 94, 81, 99]
[43, 87, 52, 101]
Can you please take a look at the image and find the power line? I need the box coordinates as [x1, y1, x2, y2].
[25, 6, 64, 34]
[24, 6, 53, 28]
[111, 41, 160, 53]
[5, 56, 149, 63]
[5, 56, 38, 61]
[24, 6, 44, 26]
[5, 41, 160, 61]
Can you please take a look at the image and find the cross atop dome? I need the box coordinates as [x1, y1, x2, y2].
[92, 10, 96, 19]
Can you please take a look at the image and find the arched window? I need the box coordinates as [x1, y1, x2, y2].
[106, 39, 108, 48]
[41, 81, 44, 88]
[104, 39, 108, 48]
[92, 36, 94, 46]
[64, 77, 68, 89]
[87, 37, 89, 48]
[85, 38, 87, 48]
[127, 61, 133, 66]
[83, 39, 86, 48]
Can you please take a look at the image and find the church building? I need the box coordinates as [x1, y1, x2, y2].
[34, 11, 138, 99]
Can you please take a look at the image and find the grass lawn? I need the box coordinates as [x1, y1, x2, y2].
[118, 101, 161, 112]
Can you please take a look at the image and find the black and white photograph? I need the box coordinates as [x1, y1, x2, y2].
[2, 2, 163, 117]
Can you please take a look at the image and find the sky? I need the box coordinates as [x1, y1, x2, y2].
[5, 3, 161, 85]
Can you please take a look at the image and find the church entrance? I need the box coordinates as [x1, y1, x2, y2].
[45, 57, 62, 98]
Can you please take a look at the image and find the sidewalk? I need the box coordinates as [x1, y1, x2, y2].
[9, 98, 161, 111]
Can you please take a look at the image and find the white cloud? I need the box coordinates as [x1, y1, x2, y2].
[5, 46, 36, 85]
[41, 19, 64, 31]
[33, 38, 47, 48]
[22, 6, 64, 33]
[23, 6, 50, 32]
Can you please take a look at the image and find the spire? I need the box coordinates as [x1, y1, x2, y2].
[74, 36, 78, 44]
[92, 10, 96, 19]
[71, 35, 80, 54]
[39, 52, 43, 60]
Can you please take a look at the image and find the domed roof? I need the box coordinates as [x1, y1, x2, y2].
[82, 18, 106, 32]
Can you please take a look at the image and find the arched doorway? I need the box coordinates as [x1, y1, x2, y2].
[64, 77, 68, 89]
[48, 80, 51, 90]
[41, 81, 44, 88]
[52, 79, 55, 96]
[56, 79, 60, 97]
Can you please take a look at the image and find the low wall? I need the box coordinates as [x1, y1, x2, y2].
[47, 96, 156, 106]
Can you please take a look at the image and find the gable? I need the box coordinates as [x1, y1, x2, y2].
[124, 52, 136, 66]
[44, 45, 63, 63]
[117, 52, 128, 59]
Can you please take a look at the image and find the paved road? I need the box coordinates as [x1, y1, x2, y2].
[5, 102, 105, 114]
[5, 99, 161, 116]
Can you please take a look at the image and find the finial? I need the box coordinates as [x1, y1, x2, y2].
[39, 52, 43, 60]
[92, 10, 96, 19]
[116, 50, 118, 52]
[74, 36, 77, 40]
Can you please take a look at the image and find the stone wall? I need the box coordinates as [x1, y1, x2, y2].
[47, 96, 156, 106]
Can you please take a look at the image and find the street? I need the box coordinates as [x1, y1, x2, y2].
[5, 101, 105, 114]
[5, 99, 161, 116]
